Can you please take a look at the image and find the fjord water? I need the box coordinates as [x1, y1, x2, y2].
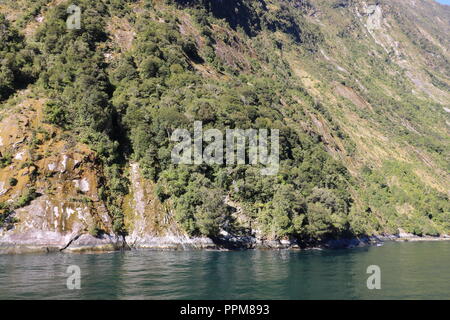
[0, 241, 449, 300]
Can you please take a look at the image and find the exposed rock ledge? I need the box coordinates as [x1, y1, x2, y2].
[2, 232, 449, 254]
[125, 234, 218, 250]
[0, 232, 126, 254]
[0, 231, 220, 254]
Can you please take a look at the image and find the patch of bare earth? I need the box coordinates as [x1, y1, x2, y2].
[105, 16, 136, 60]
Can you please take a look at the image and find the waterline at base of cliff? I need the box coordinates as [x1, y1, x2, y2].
[1, 231, 449, 254]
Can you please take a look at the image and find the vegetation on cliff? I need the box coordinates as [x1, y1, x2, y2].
[0, 0, 448, 243]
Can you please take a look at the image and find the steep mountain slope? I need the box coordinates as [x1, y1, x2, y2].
[0, 0, 448, 252]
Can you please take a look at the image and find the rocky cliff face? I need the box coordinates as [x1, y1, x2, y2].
[0, 95, 214, 253]
[0, 0, 449, 253]
[0, 101, 211, 253]
[0, 95, 123, 253]
[123, 162, 217, 250]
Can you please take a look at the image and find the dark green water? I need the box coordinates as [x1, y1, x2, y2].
[0, 241, 449, 300]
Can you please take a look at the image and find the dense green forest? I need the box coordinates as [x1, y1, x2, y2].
[0, 0, 449, 242]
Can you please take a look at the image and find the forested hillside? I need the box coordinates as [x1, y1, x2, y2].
[0, 0, 448, 250]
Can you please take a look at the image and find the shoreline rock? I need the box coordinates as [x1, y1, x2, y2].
[0, 232, 127, 254]
[1, 232, 449, 255]
[126, 234, 218, 250]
